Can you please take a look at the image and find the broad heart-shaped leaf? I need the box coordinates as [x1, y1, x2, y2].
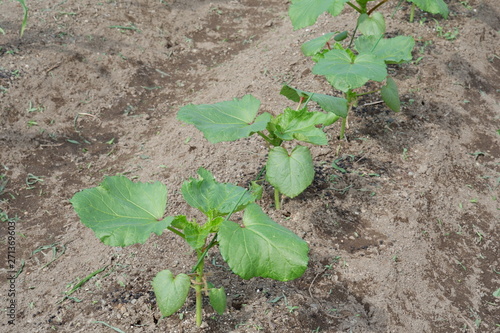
[301, 32, 335, 56]
[408, 0, 449, 19]
[289, 0, 349, 30]
[280, 84, 348, 118]
[152, 270, 191, 317]
[355, 35, 415, 64]
[269, 107, 337, 145]
[70, 176, 173, 247]
[209, 287, 227, 315]
[218, 203, 309, 281]
[381, 77, 401, 112]
[182, 168, 260, 218]
[313, 49, 387, 92]
[357, 12, 386, 36]
[177, 95, 271, 143]
[266, 146, 314, 198]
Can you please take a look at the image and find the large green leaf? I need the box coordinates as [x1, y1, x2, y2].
[289, 0, 349, 30]
[280, 84, 347, 118]
[313, 49, 387, 92]
[152, 270, 191, 317]
[218, 204, 309, 281]
[181, 168, 260, 218]
[381, 77, 401, 112]
[266, 146, 314, 198]
[177, 95, 271, 143]
[408, 0, 449, 19]
[269, 108, 337, 145]
[70, 176, 173, 247]
[355, 35, 415, 64]
[357, 12, 386, 36]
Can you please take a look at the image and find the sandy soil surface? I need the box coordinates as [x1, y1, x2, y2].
[1, 0, 499, 332]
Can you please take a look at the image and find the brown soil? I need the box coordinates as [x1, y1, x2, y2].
[1, 0, 499, 332]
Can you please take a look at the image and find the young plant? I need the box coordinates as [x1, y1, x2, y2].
[70, 168, 309, 327]
[404, 0, 449, 22]
[177, 91, 347, 209]
[0, 0, 29, 37]
[288, 0, 416, 138]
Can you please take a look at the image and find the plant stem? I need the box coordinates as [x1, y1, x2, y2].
[191, 234, 218, 274]
[167, 226, 185, 239]
[274, 188, 281, 210]
[194, 251, 204, 327]
[410, 2, 415, 23]
[257, 131, 281, 147]
[339, 100, 354, 140]
[368, 0, 389, 15]
[348, 22, 359, 49]
[339, 117, 347, 140]
[346, 1, 363, 13]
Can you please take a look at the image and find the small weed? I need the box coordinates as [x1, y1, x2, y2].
[281, 293, 299, 313]
[59, 266, 109, 303]
[468, 151, 486, 160]
[456, 260, 467, 271]
[92, 321, 126, 333]
[401, 148, 408, 160]
[26, 174, 44, 189]
[459, 1, 473, 10]
[27, 101, 45, 113]
[434, 20, 459, 40]
[109, 24, 141, 33]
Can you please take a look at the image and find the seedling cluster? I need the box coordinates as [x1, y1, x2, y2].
[70, 0, 449, 328]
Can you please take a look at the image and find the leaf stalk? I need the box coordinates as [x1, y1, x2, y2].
[274, 188, 281, 210]
[368, 0, 389, 16]
[346, 1, 363, 13]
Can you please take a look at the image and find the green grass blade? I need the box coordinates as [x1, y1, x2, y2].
[16, 0, 29, 38]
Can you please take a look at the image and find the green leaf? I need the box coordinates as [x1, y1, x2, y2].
[152, 270, 191, 317]
[177, 95, 271, 143]
[381, 77, 401, 112]
[280, 84, 348, 118]
[408, 0, 449, 19]
[289, 0, 349, 30]
[218, 203, 309, 281]
[355, 35, 415, 64]
[209, 287, 227, 315]
[70, 176, 173, 247]
[266, 146, 314, 198]
[357, 12, 386, 36]
[301, 32, 335, 56]
[313, 49, 387, 92]
[493, 288, 500, 298]
[269, 108, 337, 145]
[181, 168, 259, 218]
[171, 214, 192, 230]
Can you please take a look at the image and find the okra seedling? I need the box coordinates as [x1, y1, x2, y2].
[70, 168, 309, 326]
[178, 90, 346, 209]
